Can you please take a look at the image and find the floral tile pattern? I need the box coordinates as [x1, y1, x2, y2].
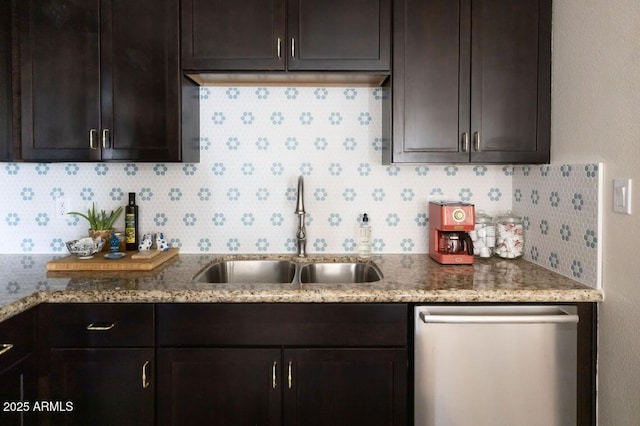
[0, 87, 601, 288]
[0, 86, 513, 255]
[513, 163, 602, 288]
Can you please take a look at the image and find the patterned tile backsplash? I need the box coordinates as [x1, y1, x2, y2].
[0, 87, 601, 287]
[513, 163, 602, 288]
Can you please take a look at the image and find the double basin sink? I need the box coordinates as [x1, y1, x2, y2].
[194, 258, 383, 284]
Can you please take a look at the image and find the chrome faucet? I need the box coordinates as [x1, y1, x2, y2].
[295, 175, 307, 257]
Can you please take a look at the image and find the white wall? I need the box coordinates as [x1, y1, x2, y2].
[552, 0, 640, 423]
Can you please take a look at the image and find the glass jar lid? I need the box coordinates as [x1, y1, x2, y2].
[475, 210, 493, 224]
[497, 210, 522, 223]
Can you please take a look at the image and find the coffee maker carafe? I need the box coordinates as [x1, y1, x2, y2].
[429, 201, 475, 264]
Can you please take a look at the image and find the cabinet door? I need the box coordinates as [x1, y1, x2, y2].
[287, 0, 390, 71]
[389, 0, 471, 163]
[19, 0, 101, 161]
[181, 0, 286, 70]
[470, 0, 551, 163]
[100, 0, 181, 161]
[0, 0, 12, 161]
[0, 356, 36, 426]
[49, 348, 154, 426]
[387, 0, 550, 165]
[157, 348, 282, 426]
[0, 308, 36, 426]
[284, 348, 407, 426]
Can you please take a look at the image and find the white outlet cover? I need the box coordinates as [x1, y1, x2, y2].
[55, 197, 71, 220]
[613, 178, 632, 215]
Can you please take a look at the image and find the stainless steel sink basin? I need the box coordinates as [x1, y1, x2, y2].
[299, 262, 383, 283]
[194, 260, 297, 283]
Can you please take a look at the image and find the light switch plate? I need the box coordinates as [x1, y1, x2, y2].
[613, 178, 632, 214]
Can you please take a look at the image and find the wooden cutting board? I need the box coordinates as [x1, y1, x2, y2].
[46, 248, 179, 271]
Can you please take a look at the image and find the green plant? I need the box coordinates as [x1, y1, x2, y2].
[68, 202, 123, 230]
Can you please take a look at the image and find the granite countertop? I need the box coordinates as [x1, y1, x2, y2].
[0, 253, 603, 322]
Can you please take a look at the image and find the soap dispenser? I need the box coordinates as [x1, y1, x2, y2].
[358, 213, 372, 258]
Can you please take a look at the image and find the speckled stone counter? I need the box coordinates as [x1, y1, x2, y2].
[0, 253, 603, 322]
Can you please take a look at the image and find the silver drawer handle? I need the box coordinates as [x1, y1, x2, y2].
[142, 360, 150, 389]
[0, 343, 13, 356]
[473, 131, 481, 151]
[461, 132, 469, 152]
[86, 323, 115, 331]
[89, 129, 98, 150]
[272, 361, 277, 389]
[102, 128, 110, 149]
[419, 311, 579, 324]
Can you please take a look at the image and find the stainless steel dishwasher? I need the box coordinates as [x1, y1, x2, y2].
[414, 305, 578, 426]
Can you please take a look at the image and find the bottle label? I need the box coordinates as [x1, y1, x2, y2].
[110, 234, 120, 253]
[125, 214, 136, 243]
[358, 227, 371, 257]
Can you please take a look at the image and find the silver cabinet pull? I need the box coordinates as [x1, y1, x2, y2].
[272, 361, 277, 389]
[0, 343, 13, 356]
[287, 361, 293, 389]
[277, 38, 282, 59]
[473, 131, 481, 151]
[89, 129, 98, 150]
[461, 132, 469, 152]
[86, 323, 115, 331]
[291, 37, 295, 58]
[102, 129, 110, 149]
[142, 360, 150, 388]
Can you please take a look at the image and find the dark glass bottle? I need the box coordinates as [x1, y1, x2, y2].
[125, 192, 138, 251]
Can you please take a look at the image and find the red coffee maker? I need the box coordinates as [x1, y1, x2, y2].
[429, 201, 475, 264]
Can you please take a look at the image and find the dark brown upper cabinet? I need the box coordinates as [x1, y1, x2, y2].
[17, 0, 194, 162]
[181, 0, 286, 71]
[385, 0, 551, 164]
[181, 0, 391, 73]
[0, 0, 12, 161]
[286, 0, 391, 72]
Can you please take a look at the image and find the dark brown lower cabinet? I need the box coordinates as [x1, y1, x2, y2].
[156, 303, 408, 426]
[42, 303, 155, 426]
[28, 301, 594, 425]
[158, 348, 282, 425]
[284, 348, 406, 426]
[48, 349, 154, 426]
[158, 347, 406, 426]
[0, 355, 35, 426]
[0, 308, 36, 426]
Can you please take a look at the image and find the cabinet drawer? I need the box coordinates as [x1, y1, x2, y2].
[47, 304, 154, 347]
[158, 303, 407, 347]
[0, 308, 34, 371]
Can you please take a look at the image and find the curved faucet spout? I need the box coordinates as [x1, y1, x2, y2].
[295, 175, 307, 257]
[295, 175, 305, 215]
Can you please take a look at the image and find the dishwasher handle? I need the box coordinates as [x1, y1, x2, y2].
[419, 311, 579, 325]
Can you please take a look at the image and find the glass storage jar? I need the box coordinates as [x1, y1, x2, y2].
[471, 210, 495, 258]
[495, 211, 524, 259]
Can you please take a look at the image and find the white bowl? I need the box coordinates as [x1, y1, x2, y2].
[66, 237, 105, 259]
